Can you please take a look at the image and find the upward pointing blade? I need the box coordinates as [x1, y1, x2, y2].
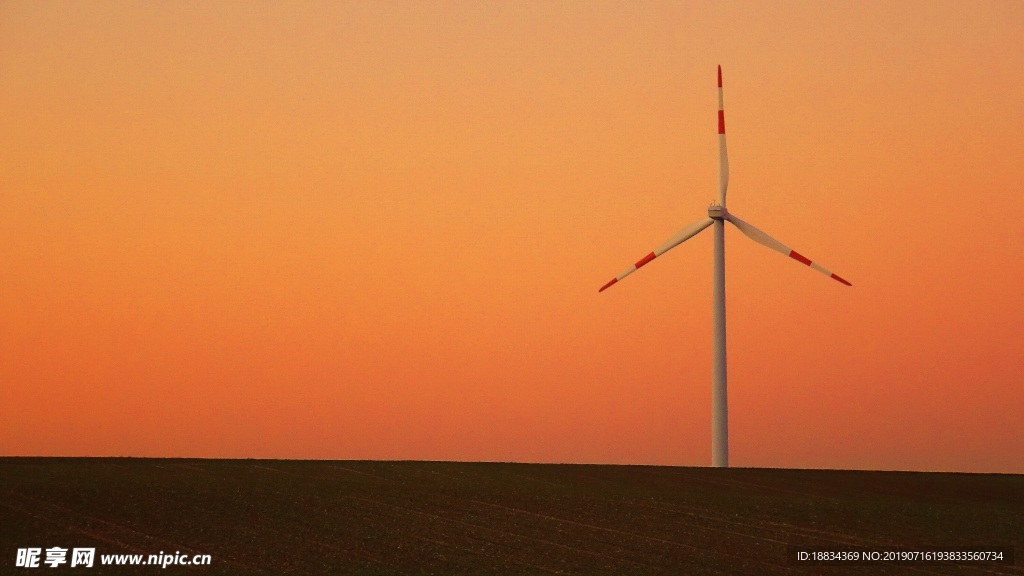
[599, 217, 714, 292]
[718, 65, 729, 206]
[725, 212, 852, 286]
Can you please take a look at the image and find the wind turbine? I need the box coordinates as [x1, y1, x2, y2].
[598, 66, 851, 468]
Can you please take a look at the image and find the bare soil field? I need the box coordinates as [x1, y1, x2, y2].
[1, 458, 1021, 575]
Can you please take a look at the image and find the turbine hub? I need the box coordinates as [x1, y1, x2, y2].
[708, 205, 727, 220]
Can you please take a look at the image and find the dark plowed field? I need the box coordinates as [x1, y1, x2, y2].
[1, 459, 1021, 575]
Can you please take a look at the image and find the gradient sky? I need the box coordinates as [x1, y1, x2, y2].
[2, 1, 1022, 473]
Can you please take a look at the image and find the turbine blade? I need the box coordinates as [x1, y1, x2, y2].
[599, 218, 714, 292]
[725, 212, 852, 286]
[718, 65, 729, 205]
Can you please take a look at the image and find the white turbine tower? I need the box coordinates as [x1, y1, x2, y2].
[598, 66, 851, 468]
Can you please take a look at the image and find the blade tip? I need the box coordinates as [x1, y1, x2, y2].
[717, 65, 722, 87]
[599, 278, 617, 292]
[831, 273, 852, 286]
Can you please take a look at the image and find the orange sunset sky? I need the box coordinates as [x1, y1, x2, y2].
[2, 2, 1022, 473]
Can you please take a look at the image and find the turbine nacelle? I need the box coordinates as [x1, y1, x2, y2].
[708, 205, 727, 220]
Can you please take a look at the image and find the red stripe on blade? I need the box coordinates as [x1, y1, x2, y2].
[789, 250, 812, 266]
[830, 273, 852, 286]
[635, 252, 656, 268]
[599, 278, 617, 292]
[718, 110, 725, 134]
[717, 65, 722, 87]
